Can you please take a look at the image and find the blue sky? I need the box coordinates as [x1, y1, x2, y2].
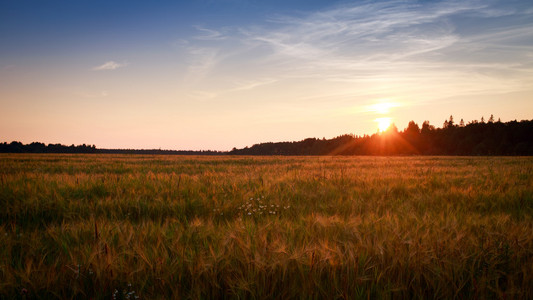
[1, 0, 533, 150]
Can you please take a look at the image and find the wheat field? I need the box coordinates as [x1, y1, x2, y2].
[1, 154, 532, 299]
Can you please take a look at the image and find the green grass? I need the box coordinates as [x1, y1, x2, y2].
[1, 154, 532, 299]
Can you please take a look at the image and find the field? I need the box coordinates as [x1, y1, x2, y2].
[1, 154, 532, 299]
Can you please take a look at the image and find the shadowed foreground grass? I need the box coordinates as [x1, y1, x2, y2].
[1, 154, 532, 299]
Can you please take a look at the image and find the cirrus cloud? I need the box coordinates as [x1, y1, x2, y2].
[92, 61, 128, 71]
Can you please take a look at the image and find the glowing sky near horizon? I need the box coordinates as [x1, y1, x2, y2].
[1, 0, 533, 150]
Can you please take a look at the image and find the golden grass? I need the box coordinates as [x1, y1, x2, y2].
[0, 154, 532, 299]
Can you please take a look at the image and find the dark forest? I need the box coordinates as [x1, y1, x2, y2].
[230, 117, 533, 155]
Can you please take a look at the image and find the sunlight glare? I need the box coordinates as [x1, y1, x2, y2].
[368, 101, 399, 114]
[376, 117, 392, 132]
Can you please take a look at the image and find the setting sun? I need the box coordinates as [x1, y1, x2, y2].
[368, 102, 399, 115]
[376, 117, 392, 132]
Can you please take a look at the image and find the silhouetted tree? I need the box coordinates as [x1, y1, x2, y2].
[229, 119, 533, 156]
[405, 121, 420, 135]
[0, 142, 226, 155]
[421, 121, 434, 135]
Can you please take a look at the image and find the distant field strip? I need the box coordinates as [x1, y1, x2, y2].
[0, 154, 532, 299]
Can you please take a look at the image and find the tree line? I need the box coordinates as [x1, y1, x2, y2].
[2, 117, 532, 156]
[0, 142, 224, 155]
[229, 117, 533, 156]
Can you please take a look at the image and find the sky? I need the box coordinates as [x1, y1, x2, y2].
[1, 0, 532, 150]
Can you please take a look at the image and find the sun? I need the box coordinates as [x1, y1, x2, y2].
[376, 117, 392, 132]
[368, 101, 398, 114]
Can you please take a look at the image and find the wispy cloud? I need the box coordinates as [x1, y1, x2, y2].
[227, 78, 278, 92]
[183, 47, 220, 82]
[177, 0, 533, 107]
[193, 26, 226, 41]
[250, 1, 478, 67]
[92, 61, 128, 71]
[236, 0, 533, 103]
[187, 90, 218, 100]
